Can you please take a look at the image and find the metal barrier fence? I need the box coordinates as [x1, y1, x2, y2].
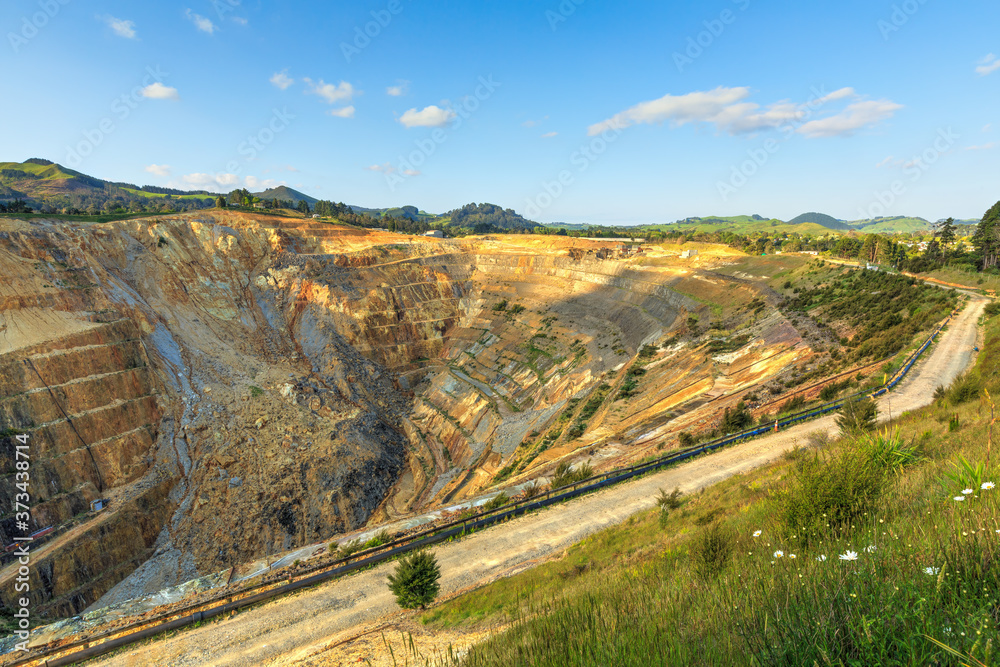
[9, 311, 956, 667]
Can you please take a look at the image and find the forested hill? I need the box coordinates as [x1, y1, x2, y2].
[445, 203, 540, 232]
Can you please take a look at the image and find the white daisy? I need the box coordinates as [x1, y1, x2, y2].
[816, 555, 827, 562]
[963, 488, 974, 495]
[982, 482, 995, 490]
[753, 530, 762, 537]
[839, 550, 859, 561]
[924, 566, 940, 576]
[774, 550, 784, 559]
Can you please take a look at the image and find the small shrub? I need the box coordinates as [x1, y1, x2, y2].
[638, 344, 658, 359]
[780, 394, 806, 414]
[482, 491, 509, 513]
[781, 446, 890, 545]
[551, 460, 594, 490]
[836, 396, 877, 436]
[249, 386, 264, 398]
[678, 432, 695, 448]
[947, 373, 981, 405]
[339, 540, 363, 558]
[509, 304, 526, 315]
[657, 487, 683, 511]
[856, 430, 922, 476]
[690, 521, 735, 580]
[521, 480, 542, 500]
[362, 530, 392, 550]
[387, 550, 441, 610]
[492, 299, 509, 312]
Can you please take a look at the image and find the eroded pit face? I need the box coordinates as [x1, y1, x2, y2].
[0, 213, 809, 615]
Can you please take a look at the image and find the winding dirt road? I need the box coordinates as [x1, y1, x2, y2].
[93, 295, 987, 667]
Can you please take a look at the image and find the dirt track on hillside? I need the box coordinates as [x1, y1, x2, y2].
[92, 296, 987, 667]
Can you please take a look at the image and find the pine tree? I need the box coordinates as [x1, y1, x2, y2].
[937, 217, 956, 245]
[387, 550, 441, 609]
[973, 202, 1000, 269]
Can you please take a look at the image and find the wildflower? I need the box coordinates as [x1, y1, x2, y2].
[839, 550, 859, 561]
[963, 488, 974, 495]
[753, 530, 762, 537]
[816, 555, 827, 562]
[865, 545, 877, 553]
[774, 550, 784, 559]
[789, 554, 797, 559]
[954, 496, 966, 502]
[924, 567, 940, 576]
[983, 482, 995, 490]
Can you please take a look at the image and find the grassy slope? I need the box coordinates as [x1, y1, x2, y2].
[848, 217, 933, 234]
[121, 187, 212, 201]
[644, 218, 835, 236]
[424, 310, 1000, 666]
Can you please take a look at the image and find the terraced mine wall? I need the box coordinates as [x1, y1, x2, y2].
[0, 213, 801, 617]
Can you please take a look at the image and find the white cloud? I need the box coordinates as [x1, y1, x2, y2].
[398, 105, 456, 128]
[282, 165, 300, 172]
[270, 70, 294, 90]
[523, 116, 550, 128]
[245, 176, 284, 189]
[402, 169, 421, 176]
[542, 131, 558, 138]
[814, 87, 856, 105]
[328, 106, 355, 118]
[185, 9, 217, 35]
[796, 99, 902, 138]
[103, 15, 136, 39]
[587, 86, 898, 139]
[140, 82, 179, 100]
[965, 142, 998, 151]
[304, 78, 355, 104]
[366, 163, 396, 173]
[144, 164, 171, 177]
[587, 87, 781, 136]
[179, 173, 239, 191]
[387, 81, 410, 97]
[976, 54, 1000, 76]
[232, 17, 248, 26]
[984, 123, 993, 133]
[875, 156, 904, 168]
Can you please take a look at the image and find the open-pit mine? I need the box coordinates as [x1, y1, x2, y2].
[0, 211, 864, 621]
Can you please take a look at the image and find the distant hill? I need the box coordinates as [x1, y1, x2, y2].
[0, 158, 215, 214]
[251, 186, 317, 205]
[640, 215, 833, 236]
[846, 216, 932, 234]
[445, 203, 540, 231]
[788, 212, 850, 231]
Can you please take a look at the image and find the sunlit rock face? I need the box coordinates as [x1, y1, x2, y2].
[0, 213, 807, 616]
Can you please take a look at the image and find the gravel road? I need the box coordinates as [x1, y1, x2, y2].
[92, 296, 986, 667]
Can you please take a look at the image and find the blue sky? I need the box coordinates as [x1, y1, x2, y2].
[2, 0, 998, 224]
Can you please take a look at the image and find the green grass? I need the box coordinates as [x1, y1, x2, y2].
[0, 211, 176, 223]
[420, 311, 1000, 666]
[121, 187, 213, 201]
